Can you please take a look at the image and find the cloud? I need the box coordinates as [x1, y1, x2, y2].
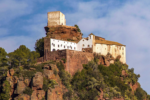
[66, 0, 150, 93]
[0, 0, 32, 26]
[0, 36, 35, 53]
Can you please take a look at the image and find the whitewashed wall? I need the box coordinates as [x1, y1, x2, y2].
[50, 39, 77, 51]
[47, 11, 66, 26]
[94, 44, 126, 63]
[77, 35, 93, 51]
[60, 12, 66, 25]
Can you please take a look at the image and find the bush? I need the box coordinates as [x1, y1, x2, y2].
[53, 68, 58, 76]
[43, 78, 58, 92]
[23, 87, 33, 96]
[0, 80, 11, 100]
[22, 70, 36, 78]
[61, 58, 66, 63]
[56, 62, 64, 71]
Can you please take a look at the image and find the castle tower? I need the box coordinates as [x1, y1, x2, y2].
[47, 11, 66, 26]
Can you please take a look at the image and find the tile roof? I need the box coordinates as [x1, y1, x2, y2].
[95, 40, 125, 46]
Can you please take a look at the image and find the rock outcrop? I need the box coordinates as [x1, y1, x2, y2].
[32, 72, 43, 90]
[45, 25, 82, 42]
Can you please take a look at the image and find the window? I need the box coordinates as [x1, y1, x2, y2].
[67, 46, 69, 49]
[88, 45, 90, 47]
[83, 39, 84, 41]
[53, 49, 55, 51]
[64, 46, 65, 48]
[82, 44, 84, 47]
[61, 44, 62, 47]
[74, 47, 76, 50]
[122, 47, 124, 50]
[58, 45, 59, 47]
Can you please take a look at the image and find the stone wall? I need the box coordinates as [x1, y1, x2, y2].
[44, 50, 66, 61]
[82, 48, 93, 53]
[38, 49, 94, 75]
[66, 50, 94, 75]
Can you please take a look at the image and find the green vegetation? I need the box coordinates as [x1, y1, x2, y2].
[23, 87, 33, 96]
[35, 37, 44, 57]
[0, 80, 11, 100]
[43, 77, 58, 92]
[56, 59, 150, 100]
[74, 24, 81, 32]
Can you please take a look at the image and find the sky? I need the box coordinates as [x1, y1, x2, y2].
[0, 0, 150, 94]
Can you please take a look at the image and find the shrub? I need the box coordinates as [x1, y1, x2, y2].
[43, 78, 58, 92]
[53, 68, 58, 76]
[56, 62, 64, 71]
[23, 87, 33, 96]
[0, 80, 11, 100]
[61, 58, 66, 63]
[22, 70, 36, 78]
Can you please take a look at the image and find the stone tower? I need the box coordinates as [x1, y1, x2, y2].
[47, 11, 66, 26]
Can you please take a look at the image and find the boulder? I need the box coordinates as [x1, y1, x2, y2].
[37, 90, 45, 100]
[9, 68, 14, 76]
[7, 70, 10, 77]
[15, 80, 26, 94]
[32, 72, 43, 90]
[14, 94, 30, 100]
[47, 86, 63, 100]
[31, 90, 38, 100]
[43, 69, 54, 79]
[24, 78, 30, 86]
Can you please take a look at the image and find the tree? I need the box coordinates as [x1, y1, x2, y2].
[87, 77, 101, 89]
[35, 37, 44, 57]
[0, 47, 7, 67]
[74, 24, 81, 32]
[28, 51, 40, 65]
[7, 45, 31, 67]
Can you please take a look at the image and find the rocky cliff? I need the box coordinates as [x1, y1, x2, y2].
[0, 54, 149, 100]
[44, 25, 82, 42]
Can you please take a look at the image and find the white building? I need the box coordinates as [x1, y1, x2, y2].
[48, 33, 126, 63]
[47, 11, 66, 26]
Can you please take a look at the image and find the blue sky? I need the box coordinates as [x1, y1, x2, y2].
[0, 0, 150, 94]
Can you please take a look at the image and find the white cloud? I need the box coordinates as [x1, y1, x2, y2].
[66, 0, 150, 93]
[0, 36, 35, 53]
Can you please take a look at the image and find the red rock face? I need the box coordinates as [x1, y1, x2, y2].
[44, 25, 82, 41]
[32, 72, 43, 90]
